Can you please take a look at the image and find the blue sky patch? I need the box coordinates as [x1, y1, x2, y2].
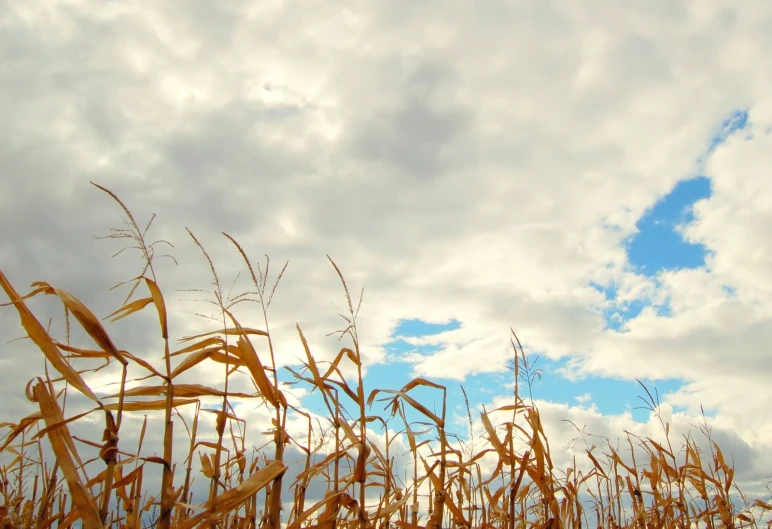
[591, 281, 648, 331]
[392, 318, 461, 337]
[626, 176, 712, 274]
[627, 109, 748, 276]
[597, 109, 750, 331]
[707, 109, 748, 153]
[539, 358, 683, 422]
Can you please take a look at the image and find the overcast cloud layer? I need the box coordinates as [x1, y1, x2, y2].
[2, 0, 772, 501]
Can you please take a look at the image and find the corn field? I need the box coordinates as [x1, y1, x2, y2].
[1, 183, 770, 529]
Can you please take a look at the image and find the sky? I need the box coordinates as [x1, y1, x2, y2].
[2, 0, 772, 517]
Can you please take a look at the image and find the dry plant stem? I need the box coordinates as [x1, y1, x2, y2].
[290, 412, 313, 522]
[157, 291, 174, 529]
[91, 182, 174, 529]
[355, 341, 367, 529]
[180, 402, 201, 522]
[34, 461, 59, 529]
[263, 326, 285, 529]
[403, 406, 419, 528]
[17, 430, 26, 518]
[223, 234, 288, 529]
[186, 228, 230, 526]
[438, 395, 448, 529]
[33, 378, 102, 529]
[99, 360, 128, 525]
[508, 427, 515, 529]
[210, 310, 231, 511]
[262, 329, 283, 527]
[98, 409, 118, 524]
[331, 393, 342, 529]
[382, 423, 392, 529]
[326, 256, 368, 529]
[509, 331, 521, 529]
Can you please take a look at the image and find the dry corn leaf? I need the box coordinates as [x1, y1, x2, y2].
[296, 325, 325, 393]
[142, 277, 168, 339]
[338, 347, 360, 367]
[393, 522, 425, 529]
[288, 490, 348, 529]
[372, 494, 410, 519]
[180, 326, 268, 342]
[0, 412, 42, 451]
[196, 441, 230, 454]
[171, 349, 232, 379]
[105, 297, 154, 323]
[56, 343, 112, 359]
[320, 376, 359, 407]
[119, 350, 164, 379]
[222, 311, 279, 408]
[238, 335, 278, 404]
[180, 460, 286, 529]
[200, 408, 242, 425]
[3, 454, 21, 467]
[108, 461, 145, 489]
[31, 282, 127, 367]
[353, 443, 371, 483]
[648, 438, 674, 460]
[207, 350, 245, 366]
[70, 436, 137, 464]
[402, 377, 445, 393]
[171, 337, 223, 356]
[104, 399, 198, 411]
[754, 499, 772, 510]
[0, 271, 101, 402]
[319, 348, 360, 381]
[479, 409, 513, 467]
[586, 448, 607, 479]
[199, 452, 214, 479]
[687, 442, 702, 469]
[107, 384, 253, 399]
[371, 494, 411, 520]
[335, 417, 361, 447]
[368, 388, 443, 428]
[610, 449, 637, 476]
[714, 441, 726, 469]
[724, 467, 734, 494]
[58, 508, 82, 529]
[490, 403, 529, 414]
[33, 379, 103, 529]
[421, 458, 468, 526]
[33, 408, 99, 442]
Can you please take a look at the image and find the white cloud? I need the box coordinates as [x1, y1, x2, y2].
[574, 393, 592, 404]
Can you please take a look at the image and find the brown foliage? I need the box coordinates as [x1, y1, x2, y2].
[0, 185, 768, 529]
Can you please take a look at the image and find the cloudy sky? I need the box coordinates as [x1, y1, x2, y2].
[2, 0, 772, 512]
